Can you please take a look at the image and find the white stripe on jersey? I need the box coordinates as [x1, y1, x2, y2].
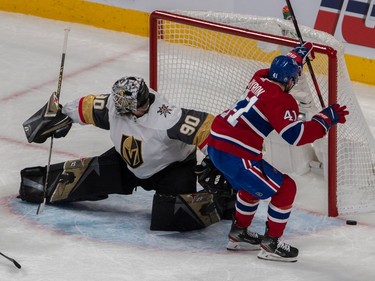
[210, 130, 262, 154]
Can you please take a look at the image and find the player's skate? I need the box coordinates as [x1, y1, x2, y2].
[257, 235, 298, 262]
[226, 222, 263, 251]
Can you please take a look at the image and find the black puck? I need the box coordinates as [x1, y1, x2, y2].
[346, 220, 357, 225]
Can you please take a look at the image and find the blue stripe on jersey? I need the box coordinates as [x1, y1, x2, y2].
[241, 106, 273, 138]
[280, 121, 304, 145]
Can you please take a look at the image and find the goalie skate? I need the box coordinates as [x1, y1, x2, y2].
[226, 222, 263, 251]
[257, 235, 298, 262]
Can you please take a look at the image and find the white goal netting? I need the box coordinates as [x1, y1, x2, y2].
[150, 10, 375, 215]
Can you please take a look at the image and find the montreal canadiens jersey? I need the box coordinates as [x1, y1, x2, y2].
[62, 91, 213, 179]
[208, 69, 327, 160]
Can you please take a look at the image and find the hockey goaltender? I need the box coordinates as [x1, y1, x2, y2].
[19, 76, 234, 231]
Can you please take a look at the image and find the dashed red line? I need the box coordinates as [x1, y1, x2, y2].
[0, 43, 147, 156]
[0, 136, 81, 158]
[0, 44, 148, 103]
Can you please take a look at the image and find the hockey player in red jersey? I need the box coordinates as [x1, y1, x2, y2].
[207, 42, 349, 262]
[20, 76, 233, 231]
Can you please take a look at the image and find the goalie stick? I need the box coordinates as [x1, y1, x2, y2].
[284, 0, 326, 109]
[37, 27, 70, 215]
[0, 252, 21, 269]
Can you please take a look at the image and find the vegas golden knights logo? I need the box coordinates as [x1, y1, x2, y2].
[121, 135, 143, 168]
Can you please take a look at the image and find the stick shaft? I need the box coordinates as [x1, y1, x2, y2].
[37, 28, 70, 215]
[56, 28, 70, 100]
[285, 0, 326, 109]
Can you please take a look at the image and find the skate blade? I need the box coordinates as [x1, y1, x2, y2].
[257, 249, 297, 262]
[226, 240, 260, 251]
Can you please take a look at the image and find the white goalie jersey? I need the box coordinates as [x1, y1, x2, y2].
[62, 91, 213, 179]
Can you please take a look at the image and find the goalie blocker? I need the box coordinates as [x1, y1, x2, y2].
[19, 148, 231, 231]
[23, 92, 72, 143]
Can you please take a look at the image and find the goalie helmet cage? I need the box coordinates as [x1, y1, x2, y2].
[149, 10, 375, 217]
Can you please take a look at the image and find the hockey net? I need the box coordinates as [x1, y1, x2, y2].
[149, 10, 375, 216]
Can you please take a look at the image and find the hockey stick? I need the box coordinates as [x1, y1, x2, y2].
[37, 28, 70, 215]
[285, 0, 326, 109]
[0, 252, 21, 269]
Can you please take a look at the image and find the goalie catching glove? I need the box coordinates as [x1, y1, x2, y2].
[194, 156, 232, 197]
[23, 92, 72, 143]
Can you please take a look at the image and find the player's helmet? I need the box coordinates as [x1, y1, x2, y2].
[269, 55, 299, 88]
[112, 76, 150, 115]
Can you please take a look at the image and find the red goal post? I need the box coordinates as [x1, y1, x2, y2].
[149, 10, 375, 217]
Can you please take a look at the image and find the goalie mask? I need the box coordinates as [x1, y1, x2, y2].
[112, 76, 150, 115]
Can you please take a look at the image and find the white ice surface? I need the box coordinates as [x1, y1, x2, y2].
[0, 11, 375, 281]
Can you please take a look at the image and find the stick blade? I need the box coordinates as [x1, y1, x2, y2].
[0, 252, 21, 269]
[13, 260, 21, 269]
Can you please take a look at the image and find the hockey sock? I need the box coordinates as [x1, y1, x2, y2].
[234, 190, 259, 228]
[266, 175, 296, 237]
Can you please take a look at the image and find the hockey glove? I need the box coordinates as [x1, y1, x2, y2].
[312, 103, 349, 131]
[286, 42, 315, 67]
[194, 156, 232, 197]
[23, 92, 72, 143]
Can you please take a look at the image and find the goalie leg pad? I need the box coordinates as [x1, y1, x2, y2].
[49, 158, 98, 203]
[19, 166, 46, 203]
[150, 192, 220, 231]
[213, 192, 236, 220]
[19, 148, 135, 204]
[19, 162, 80, 204]
[19, 159, 100, 204]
